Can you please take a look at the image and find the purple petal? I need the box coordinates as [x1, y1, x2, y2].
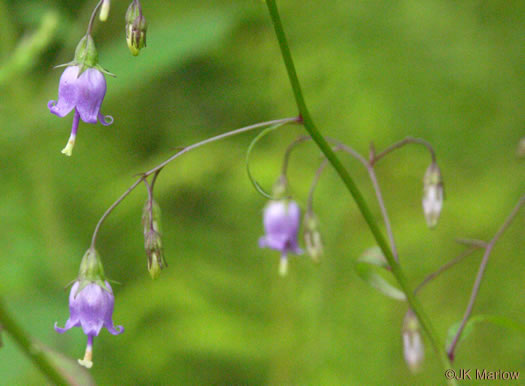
[80, 319, 104, 337]
[105, 325, 124, 335]
[54, 319, 79, 333]
[98, 113, 114, 126]
[75, 68, 107, 124]
[48, 66, 81, 118]
[260, 200, 302, 256]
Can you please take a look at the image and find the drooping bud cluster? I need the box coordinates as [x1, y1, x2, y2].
[422, 161, 444, 228]
[303, 210, 323, 262]
[125, 0, 147, 56]
[48, 35, 113, 156]
[55, 248, 123, 368]
[142, 199, 167, 279]
[402, 309, 424, 373]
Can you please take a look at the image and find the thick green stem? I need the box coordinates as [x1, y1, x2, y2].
[265, 0, 454, 379]
[0, 299, 70, 385]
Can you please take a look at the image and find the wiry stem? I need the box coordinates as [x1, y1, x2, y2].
[447, 195, 525, 360]
[371, 136, 436, 166]
[90, 117, 299, 248]
[414, 246, 481, 294]
[281, 135, 310, 177]
[86, 0, 104, 35]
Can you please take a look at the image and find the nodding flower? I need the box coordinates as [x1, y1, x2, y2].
[55, 248, 123, 368]
[259, 199, 303, 276]
[48, 34, 113, 156]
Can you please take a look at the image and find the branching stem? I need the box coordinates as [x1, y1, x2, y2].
[447, 195, 525, 360]
[90, 117, 299, 248]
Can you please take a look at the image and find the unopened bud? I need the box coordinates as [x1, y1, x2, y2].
[125, 0, 147, 56]
[402, 309, 424, 373]
[303, 211, 323, 262]
[144, 231, 166, 279]
[422, 162, 443, 228]
[99, 0, 110, 22]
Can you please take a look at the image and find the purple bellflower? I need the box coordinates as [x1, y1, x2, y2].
[55, 281, 123, 368]
[48, 34, 113, 156]
[259, 200, 303, 275]
[55, 248, 123, 368]
[48, 65, 113, 156]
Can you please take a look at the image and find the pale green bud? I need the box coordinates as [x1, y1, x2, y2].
[99, 0, 110, 22]
[144, 231, 166, 279]
[402, 310, 424, 373]
[125, 0, 147, 56]
[303, 211, 323, 262]
[422, 162, 443, 228]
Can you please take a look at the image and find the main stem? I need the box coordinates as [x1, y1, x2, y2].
[0, 300, 70, 385]
[265, 0, 453, 376]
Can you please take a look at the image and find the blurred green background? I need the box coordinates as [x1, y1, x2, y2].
[0, 0, 523, 384]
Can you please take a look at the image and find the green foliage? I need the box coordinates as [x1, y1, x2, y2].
[355, 246, 406, 301]
[446, 314, 525, 349]
[0, 0, 523, 384]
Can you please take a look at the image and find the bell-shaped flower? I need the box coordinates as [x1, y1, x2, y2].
[55, 248, 122, 368]
[259, 200, 303, 275]
[48, 65, 113, 156]
[55, 280, 123, 368]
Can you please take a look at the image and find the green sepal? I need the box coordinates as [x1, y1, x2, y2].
[72, 35, 99, 76]
[95, 63, 116, 78]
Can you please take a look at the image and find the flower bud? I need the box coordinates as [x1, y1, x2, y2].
[402, 309, 424, 373]
[142, 199, 166, 279]
[125, 0, 147, 56]
[144, 230, 166, 279]
[303, 211, 323, 262]
[99, 0, 110, 22]
[422, 162, 443, 228]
